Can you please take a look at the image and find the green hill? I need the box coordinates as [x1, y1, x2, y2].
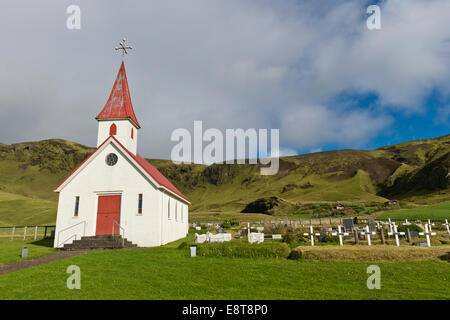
[1, 135, 450, 224]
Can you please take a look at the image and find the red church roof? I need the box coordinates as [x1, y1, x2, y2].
[110, 136, 189, 202]
[96, 62, 141, 128]
[54, 136, 189, 203]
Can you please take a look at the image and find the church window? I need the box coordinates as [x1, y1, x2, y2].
[74, 196, 80, 217]
[110, 123, 117, 135]
[131, 128, 134, 139]
[106, 153, 118, 166]
[175, 202, 178, 221]
[138, 194, 143, 214]
[168, 199, 171, 219]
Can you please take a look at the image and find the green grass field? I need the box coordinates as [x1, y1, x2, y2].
[0, 191, 56, 226]
[378, 201, 450, 220]
[0, 243, 448, 300]
[0, 238, 55, 265]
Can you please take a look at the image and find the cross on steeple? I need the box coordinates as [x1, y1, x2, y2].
[115, 37, 133, 60]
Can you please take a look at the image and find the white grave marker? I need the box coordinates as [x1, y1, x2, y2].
[419, 223, 436, 247]
[361, 225, 376, 246]
[402, 219, 411, 226]
[303, 226, 320, 246]
[388, 223, 405, 247]
[444, 219, 450, 234]
[427, 219, 435, 232]
[332, 225, 349, 246]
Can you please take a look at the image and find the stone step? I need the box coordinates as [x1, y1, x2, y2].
[81, 235, 121, 241]
[62, 235, 137, 250]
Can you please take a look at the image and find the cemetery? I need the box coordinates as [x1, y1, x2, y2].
[0, 215, 448, 299]
[189, 218, 450, 250]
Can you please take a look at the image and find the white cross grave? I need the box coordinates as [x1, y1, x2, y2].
[388, 218, 393, 233]
[332, 225, 349, 246]
[403, 219, 411, 226]
[361, 225, 377, 246]
[388, 223, 405, 247]
[427, 219, 435, 232]
[303, 226, 320, 246]
[444, 219, 450, 234]
[419, 223, 436, 247]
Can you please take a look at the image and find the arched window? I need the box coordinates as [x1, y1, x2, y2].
[109, 123, 117, 136]
[175, 203, 178, 221]
[131, 128, 134, 139]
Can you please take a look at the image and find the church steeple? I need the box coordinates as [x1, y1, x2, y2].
[96, 61, 139, 154]
[96, 61, 140, 128]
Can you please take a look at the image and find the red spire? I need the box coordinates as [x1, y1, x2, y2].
[96, 62, 141, 128]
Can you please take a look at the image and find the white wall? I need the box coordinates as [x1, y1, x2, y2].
[160, 192, 189, 245]
[97, 119, 138, 154]
[54, 141, 188, 248]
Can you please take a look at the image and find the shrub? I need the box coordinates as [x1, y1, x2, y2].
[220, 221, 232, 229]
[288, 247, 303, 260]
[196, 242, 291, 259]
[282, 234, 296, 245]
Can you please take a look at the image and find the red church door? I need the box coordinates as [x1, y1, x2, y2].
[96, 195, 121, 235]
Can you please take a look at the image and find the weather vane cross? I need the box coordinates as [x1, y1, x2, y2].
[115, 38, 133, 60]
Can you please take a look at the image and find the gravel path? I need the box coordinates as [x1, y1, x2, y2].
[0, 251, 88, 275]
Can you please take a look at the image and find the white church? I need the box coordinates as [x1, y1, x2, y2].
[53, 59, 190, 248]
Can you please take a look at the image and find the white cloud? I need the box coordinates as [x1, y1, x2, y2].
[0, 0, 449, 158]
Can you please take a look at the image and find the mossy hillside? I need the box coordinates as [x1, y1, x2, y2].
[1, 135, 450, 224]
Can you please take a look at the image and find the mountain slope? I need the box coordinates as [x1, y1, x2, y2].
[1, 135, 450, 224]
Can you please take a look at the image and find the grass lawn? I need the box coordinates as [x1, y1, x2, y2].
[0, 238, 56, 265]
[378, 201, 450, 220]
[0, 245, 448, 300]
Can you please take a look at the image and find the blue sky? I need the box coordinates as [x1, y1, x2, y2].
[0, 0, 449, 159]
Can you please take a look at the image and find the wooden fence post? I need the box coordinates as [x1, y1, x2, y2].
[380, 227, 385, 244]
[34, 226, 38, 240]
[11, 226, 15, 241]
[23, 226, 27, 240]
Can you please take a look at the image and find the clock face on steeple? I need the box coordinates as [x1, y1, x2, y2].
[106, 153, 118, 166]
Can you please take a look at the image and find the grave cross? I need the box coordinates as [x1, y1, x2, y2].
[332, 225, 349, 246]
[444, 219, 450, 234]
[360, 225, 376, 246]
[419, 223, 436, 247]
[402, 219, 411, 226]
[303, 226, 320, 246]
[388, 218, 393, 233]
[427, 219, 435, 232]
[388, 223, 405, 247]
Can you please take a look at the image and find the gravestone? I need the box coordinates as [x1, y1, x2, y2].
[272, 234, 282, 240]
[410, 231, 419, 238]
[413, 242, 428, 247]
[318, 232, 328, 242]
[343, 219, 354, 232]
[368, 219, 376, 232]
